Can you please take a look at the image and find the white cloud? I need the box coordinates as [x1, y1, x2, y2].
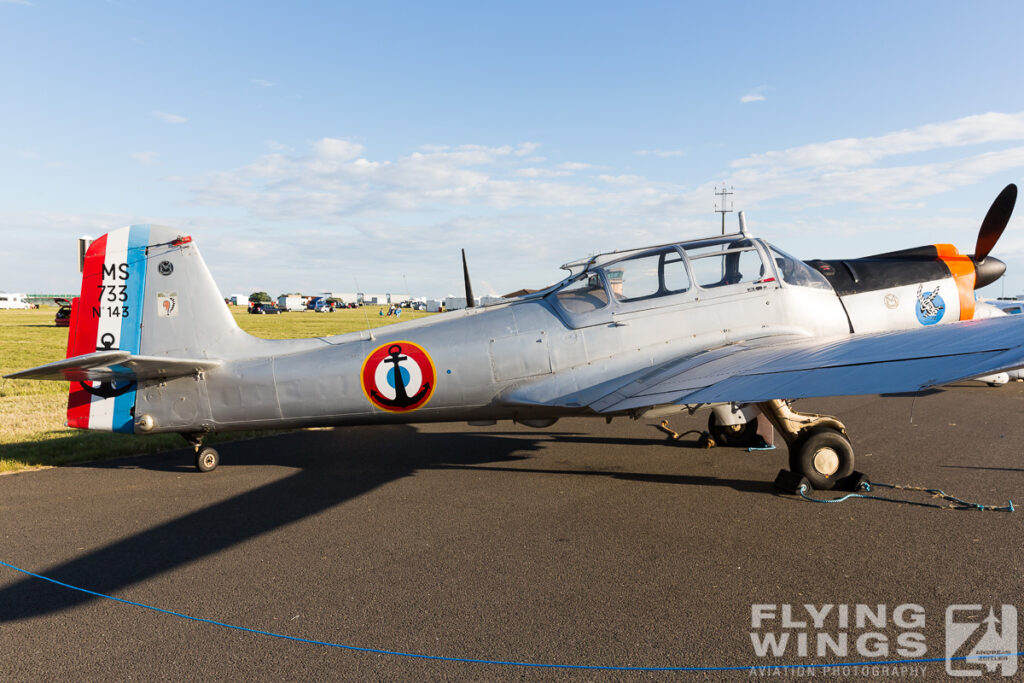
[728, 145, 1024, 208]
[130, 151, 157, 165]
[1, 0, 34, 5]
[717, 113, 1024, 213]
[734, 112, 1024, 170]
[514, 162, 593, 178]
[558, 161, 595, 170]
[157, 111, 1024, 294]
[189, 140, 609, 221]
[740, 86, 768, 104]
[513, 142, 541, 156]
[250, 78, 275, 88]
[598, 174, 645, 186]
[636, 149, 685, 158]
[312, 138, 364, 161]
[151, 111, 187, 124]
[514, 167, 571, 178]
[186, 114, 1024, 235]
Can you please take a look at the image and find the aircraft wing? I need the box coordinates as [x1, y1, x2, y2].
[3, 350, 221, 383]
[587, 314, 1024, 413]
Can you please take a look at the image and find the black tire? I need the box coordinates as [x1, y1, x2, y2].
[789, 428, 854, 491]
[707, 413, 759, 448]
[195, 447, 219, 473]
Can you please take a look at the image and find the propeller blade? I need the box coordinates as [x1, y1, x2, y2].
[974, 183, 1017, 262]
[462, 248, 475, 308]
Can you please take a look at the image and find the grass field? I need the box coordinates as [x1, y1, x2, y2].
[0, 306, 435, 473]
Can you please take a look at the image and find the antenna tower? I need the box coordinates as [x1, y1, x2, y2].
[714, 185, 734, 235]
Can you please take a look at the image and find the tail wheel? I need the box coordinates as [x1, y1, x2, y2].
[789, 428, 854, 490]
[707, 413, 760, 448]
[195, 447, 219, 473]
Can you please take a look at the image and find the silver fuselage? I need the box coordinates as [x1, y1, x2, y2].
[136, 237, 877, 434]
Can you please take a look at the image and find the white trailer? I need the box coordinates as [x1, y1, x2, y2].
[445, 296, 479, 311]
[276, 295, 306, 312]
[320, 291, 361, 304]
[0, 293, 31, 309]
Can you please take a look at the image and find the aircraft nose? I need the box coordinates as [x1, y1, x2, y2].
[973, 256, 1006, 289]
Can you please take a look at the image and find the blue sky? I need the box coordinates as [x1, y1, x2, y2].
[2, 1, 1024, 298]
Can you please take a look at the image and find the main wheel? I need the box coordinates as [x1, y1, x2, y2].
[707, 413, 760, 448]
[195, 447, 219, 473]
[789, 428, 854, 490]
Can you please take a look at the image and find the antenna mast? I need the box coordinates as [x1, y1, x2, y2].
[354, 276, 375, 340]
[714, 184, 734, 235]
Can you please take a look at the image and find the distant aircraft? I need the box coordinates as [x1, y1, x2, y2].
[7, 185, 1024, 489]
[984, 298, 1024, 315]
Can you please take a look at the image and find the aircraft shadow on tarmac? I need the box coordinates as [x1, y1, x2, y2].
[879, 383, 1008, 397]
[940, 464, 1024, 473]
[434, 463, 773, 494]
[877, 388, 946, 398]
[0, 425, 770, 622]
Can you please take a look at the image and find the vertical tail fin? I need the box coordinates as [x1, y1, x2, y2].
[66, 225, 239, 432]
[136, 226, 239, 358]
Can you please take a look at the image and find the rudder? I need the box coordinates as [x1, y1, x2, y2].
[67, 226, 152, 432]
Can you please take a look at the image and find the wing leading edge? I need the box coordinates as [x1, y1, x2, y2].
[588, 314, 1024, 413]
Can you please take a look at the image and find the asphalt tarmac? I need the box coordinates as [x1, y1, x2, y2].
[2, 383, 1023, 681]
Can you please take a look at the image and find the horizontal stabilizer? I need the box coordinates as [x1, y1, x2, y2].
[4, 350, 220, 383]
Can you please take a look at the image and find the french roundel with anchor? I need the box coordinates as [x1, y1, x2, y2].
[360, 341, 436, 412]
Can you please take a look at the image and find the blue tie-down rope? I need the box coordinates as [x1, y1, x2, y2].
[797, 481, 1014, 511]
[0, 558, 1022, 671]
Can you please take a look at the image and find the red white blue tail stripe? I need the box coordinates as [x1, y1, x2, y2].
[66, 225, 151, 433]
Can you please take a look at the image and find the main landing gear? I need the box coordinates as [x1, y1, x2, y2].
[754, 400, 855, 491]
[184, 433, 220, 473]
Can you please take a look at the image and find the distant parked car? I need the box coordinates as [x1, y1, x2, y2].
[54, 298, 72, 327]
[249, 303, 282, 314]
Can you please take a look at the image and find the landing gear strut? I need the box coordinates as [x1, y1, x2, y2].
[755, 400, 855, 490]
[706, 412, 762, 448]
[183, 433, 220, 473]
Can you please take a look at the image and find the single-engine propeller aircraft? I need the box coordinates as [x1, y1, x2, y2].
[8, 184, 1024, 488]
